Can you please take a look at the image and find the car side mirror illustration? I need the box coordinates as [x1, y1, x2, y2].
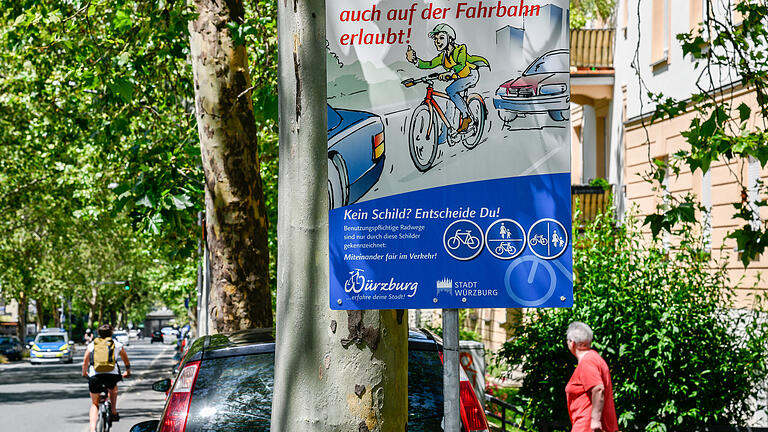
[152, 378, 171, 393]
[68, 341, 75, 345]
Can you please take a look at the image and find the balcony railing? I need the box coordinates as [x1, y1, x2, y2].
[572, 184, 612, 225]
[570, 28, 615, 69]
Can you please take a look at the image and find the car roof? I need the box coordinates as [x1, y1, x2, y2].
[183, 328, 441, 365]
[40, 328, 66, 333]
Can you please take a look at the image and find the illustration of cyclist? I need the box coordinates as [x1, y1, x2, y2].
[406, 23, 489, 133]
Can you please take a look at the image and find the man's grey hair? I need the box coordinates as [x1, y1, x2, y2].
[566, 321, 593, 345]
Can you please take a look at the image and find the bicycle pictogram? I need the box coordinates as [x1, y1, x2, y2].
[527, 218, 568, 260]
[344, 269, 366, 294]
[495, 242, 517, 255]
[447, 229, 481, 250]
[485, 219, 525, 260]
[443, 220, 484, 261]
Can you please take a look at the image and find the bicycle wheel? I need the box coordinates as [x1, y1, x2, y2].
[95, 407, 106, 432]
[462, 94, 486, 150]
[408, 104, 439, 171]
[447, 236, 461, 250]
[466, 235, 480, 249]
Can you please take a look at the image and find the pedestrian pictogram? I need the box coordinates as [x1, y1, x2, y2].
[527, 218, 568, 260]
[485, 219, 525, 259]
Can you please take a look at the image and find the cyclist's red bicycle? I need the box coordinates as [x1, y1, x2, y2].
[402, 73, 487, 171]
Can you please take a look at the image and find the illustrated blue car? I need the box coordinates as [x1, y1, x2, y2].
[327, 104, 385, 209]
[29, 328, 75, 364]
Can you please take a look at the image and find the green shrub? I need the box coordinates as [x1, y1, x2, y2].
[498, 210, 768, 430]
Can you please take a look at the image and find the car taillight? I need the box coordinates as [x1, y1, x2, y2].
[372, 131, 384, 160]
[159, 360, 200, 432]
[459, 366, 489, 432]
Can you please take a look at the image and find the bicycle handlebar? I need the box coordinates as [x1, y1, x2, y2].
[401, 73, 440, 87]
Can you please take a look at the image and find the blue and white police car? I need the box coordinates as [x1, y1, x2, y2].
[29, 328, 75, 364]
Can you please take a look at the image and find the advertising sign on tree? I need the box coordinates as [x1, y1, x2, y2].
[327, 0, 573, 310]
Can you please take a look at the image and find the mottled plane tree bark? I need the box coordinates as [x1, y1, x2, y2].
[271, 1, 408, 430]
[188, 0, 272, 331]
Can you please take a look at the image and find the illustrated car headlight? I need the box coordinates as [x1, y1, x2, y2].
[539, 84, 567, 95]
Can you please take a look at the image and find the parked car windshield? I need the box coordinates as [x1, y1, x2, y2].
[524, 51, 568, 75]
[37, 335, 66, 343]
[186, 353, 274, 432]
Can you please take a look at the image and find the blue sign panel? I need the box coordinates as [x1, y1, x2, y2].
[329, 174, 573, 310]
[327, 0, 573, 310]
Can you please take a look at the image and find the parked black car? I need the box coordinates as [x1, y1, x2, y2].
[0, 335, 24, 361]
[131, 328, 489, 432]
[150, 330, 163, 344]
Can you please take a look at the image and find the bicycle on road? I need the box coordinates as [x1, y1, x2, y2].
[88, 380, 115, 432]
[447, 229, 481, 250]
[402, 73, 487, 172]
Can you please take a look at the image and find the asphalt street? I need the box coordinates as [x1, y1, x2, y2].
[0, 339, 176, 432]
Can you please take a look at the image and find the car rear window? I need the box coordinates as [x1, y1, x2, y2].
[185, 353, 274, 432]
[408, 349, 444, 431]
[185, 345, 444, 431]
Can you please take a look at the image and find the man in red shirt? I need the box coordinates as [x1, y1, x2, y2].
[565, 322, 619, 432]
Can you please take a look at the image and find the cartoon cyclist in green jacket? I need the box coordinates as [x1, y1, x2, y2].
[406, 23, 490, 133]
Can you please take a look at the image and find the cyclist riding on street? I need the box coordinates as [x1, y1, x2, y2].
[406, 23, 489, 133]
[82, 324, 131, 432]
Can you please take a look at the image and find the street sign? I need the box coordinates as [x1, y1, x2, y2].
[328, 0, 573, 310]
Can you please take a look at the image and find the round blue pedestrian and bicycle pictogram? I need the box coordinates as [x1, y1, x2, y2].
[443, 219, 484, 261]
[527, 218, 568, 260]
[485, 219, 525, 260]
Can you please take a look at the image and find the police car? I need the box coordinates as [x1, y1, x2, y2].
[29, 328, 75, 364]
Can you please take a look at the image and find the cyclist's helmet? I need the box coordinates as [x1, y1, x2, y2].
[428, 23, 456, 41]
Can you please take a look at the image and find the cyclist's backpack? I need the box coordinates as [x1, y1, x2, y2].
[92, 337, 116, 372]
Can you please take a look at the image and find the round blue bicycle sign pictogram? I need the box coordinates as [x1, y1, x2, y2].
[443, 219, 484, 261]
[485, 219, 525, 260]
[527, 218, 568, 260]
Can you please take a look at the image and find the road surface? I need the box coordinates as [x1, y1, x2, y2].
[0, 339, 176, 432]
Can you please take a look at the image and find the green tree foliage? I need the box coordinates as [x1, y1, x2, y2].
[499, 209, 768, 429]
[0, 0, 206, 327]
[570, 0, 615, 29]
[646, 1, 768, 266]
[0, 0, 280, 326]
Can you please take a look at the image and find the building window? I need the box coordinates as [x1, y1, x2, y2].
[689, 0, 704, 33]
[651, 0, 670, 67]
[622, 0, 629, 38]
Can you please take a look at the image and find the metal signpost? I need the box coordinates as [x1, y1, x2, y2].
[326, 1, 572, 429]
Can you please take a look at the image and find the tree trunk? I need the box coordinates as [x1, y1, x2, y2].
[188, 0, 272, 332]
[17, 292, 27, 342]
[88, 284, 97, 329]
[271, 1, 408, 430]
[54, 303, 62, 328]
[35, 299, 45, 330]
